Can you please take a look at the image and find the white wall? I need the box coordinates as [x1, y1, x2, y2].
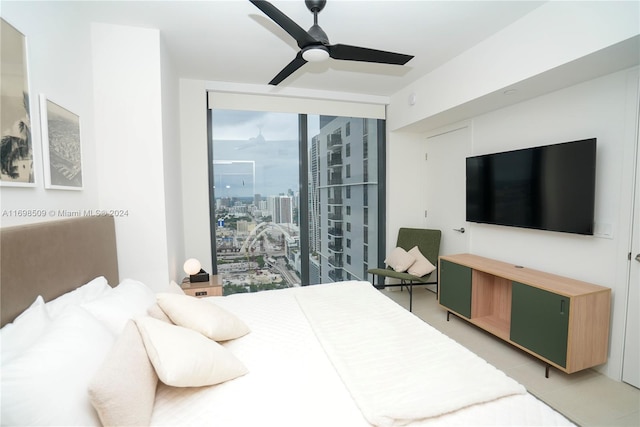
[92, 23, 171, 290]
[161, 36, 185, 283]
[0, 2, 99, 226]
[385, 130, 427, 243]
[179, 79, 212, 274]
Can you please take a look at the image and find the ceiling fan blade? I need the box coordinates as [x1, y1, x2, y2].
[328, 44, 413, 65]
[269, 52, 307, 85]
[249, 0, 317, 48]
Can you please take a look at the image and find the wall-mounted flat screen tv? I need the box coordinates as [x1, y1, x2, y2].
[466, 138, 596, 235]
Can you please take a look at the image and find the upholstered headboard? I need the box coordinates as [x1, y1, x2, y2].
[1, 216, 119, 326]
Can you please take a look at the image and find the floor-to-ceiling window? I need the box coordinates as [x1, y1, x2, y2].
[210, 109, 383, 295]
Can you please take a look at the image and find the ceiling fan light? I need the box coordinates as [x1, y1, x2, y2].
[302, 46, 329, 62]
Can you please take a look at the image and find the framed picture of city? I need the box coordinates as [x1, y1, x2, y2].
[40, 95, 83, 190]
[0, 18, 35, 187]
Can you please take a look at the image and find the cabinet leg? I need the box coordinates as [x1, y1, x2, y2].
[447, 311, 450, 321]
[545, 364, 550, 378]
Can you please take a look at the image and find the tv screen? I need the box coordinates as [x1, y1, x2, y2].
[466, 138, 596, 235]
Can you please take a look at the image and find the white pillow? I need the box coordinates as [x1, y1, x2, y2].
[45, 276, 112, 318]
[1, 306, 114, 426]
[156, 293, 250, 341]
[384, 247, 416, 272]
[113, 278, 157, 306]
[407, 246, 437, 277]
[147, 303, 173, 324]
[135, 316, 248, 387]
[81, 279, 156, 335]
[1, 295, 51, 365]
[88, 320, 158, 427]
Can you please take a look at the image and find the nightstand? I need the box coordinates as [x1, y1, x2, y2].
[181, 275, 223, 298]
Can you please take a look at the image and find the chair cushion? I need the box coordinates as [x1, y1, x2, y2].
[396, 228, 441, 268]
[384, 247, 416, 272]
[407, 246, 437, 277]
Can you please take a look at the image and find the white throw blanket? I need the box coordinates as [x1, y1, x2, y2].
[295, 281, 526, 427]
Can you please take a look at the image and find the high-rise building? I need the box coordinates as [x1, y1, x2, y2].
[314, 116, 379, 283]
[267, 195, 293, 224]
[309, 135, 320, 254]
[278, 196, 293, 224]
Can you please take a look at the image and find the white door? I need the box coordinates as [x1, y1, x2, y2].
[622, 136, 640, 389]
[424, 125, 470, 257]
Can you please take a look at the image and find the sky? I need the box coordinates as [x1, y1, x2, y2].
[211, 109, 321, 198]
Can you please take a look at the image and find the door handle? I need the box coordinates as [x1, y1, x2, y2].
[453, 227, 465, 233]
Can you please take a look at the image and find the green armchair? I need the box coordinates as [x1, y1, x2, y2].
[368, 228, 441, 311]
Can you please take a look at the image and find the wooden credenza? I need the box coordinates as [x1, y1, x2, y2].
[438, 253, 611, 375]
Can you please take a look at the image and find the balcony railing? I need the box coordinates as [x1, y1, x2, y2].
[328, 156, 342, 168]
[328, 243, 343, 252]
[328, 256, 343, 267]
[327, 135, 343, 150]
[329, 270, 343, 281]
[328, 227, 343, 237]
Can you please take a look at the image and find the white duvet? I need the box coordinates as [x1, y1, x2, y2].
[151, 281, 574, 427]
[296, 282, 526, 426]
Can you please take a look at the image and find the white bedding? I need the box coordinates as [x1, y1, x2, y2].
[151, 281, 574, 427]
[296, 282, 526, 426]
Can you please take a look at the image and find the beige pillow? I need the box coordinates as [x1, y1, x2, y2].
[88, 320, 158, 427]
[407, 246, 437, 277]
[135, 316, 248, 387]
[156, 293, 250, 341]
[384, 247, 416, 272]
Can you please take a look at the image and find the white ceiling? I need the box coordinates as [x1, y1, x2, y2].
[69, 0, 546, 97]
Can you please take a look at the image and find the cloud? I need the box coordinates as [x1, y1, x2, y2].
[210, 109, 324, 197]
[211, 109, 321, 141]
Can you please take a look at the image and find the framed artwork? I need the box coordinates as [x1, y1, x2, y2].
[40, 95, 83, 190]
[0, 18, 35, 187]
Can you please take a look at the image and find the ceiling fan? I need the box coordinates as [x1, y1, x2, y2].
[249, 0, 414, 85]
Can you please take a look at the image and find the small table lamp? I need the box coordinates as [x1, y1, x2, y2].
[183, 258, 210, 283]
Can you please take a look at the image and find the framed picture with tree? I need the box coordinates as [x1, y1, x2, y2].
[0, 18, 35, 187]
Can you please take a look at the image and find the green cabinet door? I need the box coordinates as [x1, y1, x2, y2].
[439, 260, 472, 318]
[510, 281, 569, 367]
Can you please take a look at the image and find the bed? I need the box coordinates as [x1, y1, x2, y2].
[0, 216, 575, 426]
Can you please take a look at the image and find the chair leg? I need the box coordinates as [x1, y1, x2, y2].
[371, 274, 385, 290]
[403, 280, 413, 312]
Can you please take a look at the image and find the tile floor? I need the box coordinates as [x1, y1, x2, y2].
[381, 286, 640, 427]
